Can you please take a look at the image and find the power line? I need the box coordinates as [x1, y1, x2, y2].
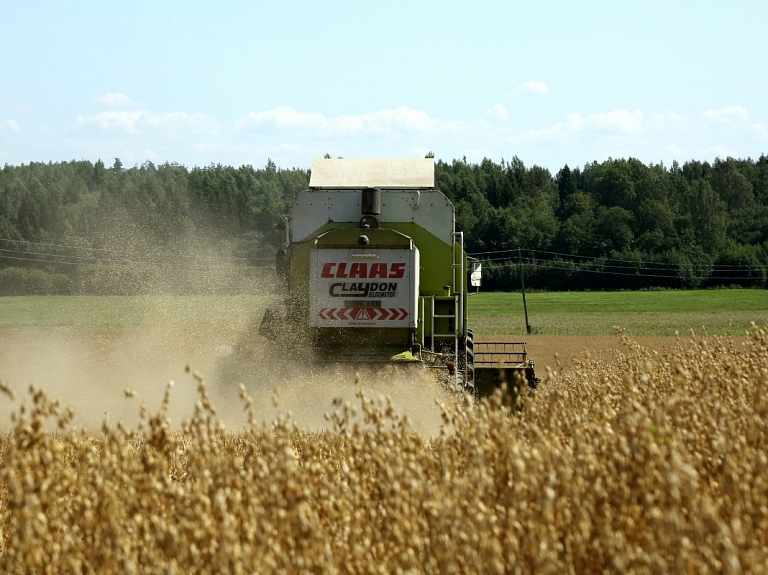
[0, 249, 274, 270]
[469, 246, 767, 272]
[478, 254, 760, 274]
[0, 254, 271, 282]
[0, 254, 83, 266]
[529, 248, 763, 270]
[468, 247, 766, 281]
[0, 237, 255, 262]
[482, 258, 764, 281]
[0, 247, 96, 262]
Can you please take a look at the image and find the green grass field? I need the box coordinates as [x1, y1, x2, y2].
[468, 288, 768, 336]
[0, 289, 766, 337]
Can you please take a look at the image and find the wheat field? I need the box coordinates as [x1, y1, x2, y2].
[1, 324, 767, 573]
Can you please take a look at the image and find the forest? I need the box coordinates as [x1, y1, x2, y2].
[1, 154, 767, 294]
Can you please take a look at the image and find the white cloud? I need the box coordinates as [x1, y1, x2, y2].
[77, 110, 144, 133]
[702, 106, 749, 122]
[75, 110, 219, 137]
[140, 148, 163, 163]
[486, 104, 509, 120]
[665, 143, 687, 156]
[141, 112, 220, 136]
[701, 145, 736, 159]
[510, 81, 548, 97]
[753, 123, 768, 139]
[564, 114, 586, 132]
[235, 106, 462, 137]
[95, 92, 139, 108]
[522, 122, 566, 142]
[587, 109, 644, 134]
[519, 109, 644, 143]
[649, 111, 687, 132]
[3, 119, 20, 131]
[236, 106, 327, 131]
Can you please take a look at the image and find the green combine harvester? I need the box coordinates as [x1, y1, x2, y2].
[259, 158, 537, 396]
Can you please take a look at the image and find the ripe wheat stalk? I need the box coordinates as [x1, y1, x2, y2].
[1, 323, 767, 573]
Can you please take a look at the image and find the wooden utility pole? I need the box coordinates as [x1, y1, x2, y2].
[519, 248, 531, 334]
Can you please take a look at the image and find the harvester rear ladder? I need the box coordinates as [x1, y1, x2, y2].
[423, 231, 466, 387]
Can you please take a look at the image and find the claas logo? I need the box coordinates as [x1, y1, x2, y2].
[320, 262, 405, 279]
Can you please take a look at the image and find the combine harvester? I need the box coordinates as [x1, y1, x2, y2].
[259, 158, 537, 397]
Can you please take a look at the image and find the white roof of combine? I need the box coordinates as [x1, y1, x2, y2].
[309, 158, 435, 189]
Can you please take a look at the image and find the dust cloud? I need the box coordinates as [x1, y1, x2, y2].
[212, 353, 457, 435]
[0, 223, 460, 435]
[0, 305, 458, 436]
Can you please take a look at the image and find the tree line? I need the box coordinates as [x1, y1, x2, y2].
[1, 154, 767, 294]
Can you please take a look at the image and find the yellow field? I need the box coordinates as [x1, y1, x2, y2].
[1, 323, 767, 573]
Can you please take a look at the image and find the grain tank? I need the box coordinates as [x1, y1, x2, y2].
[260, 158, 536, 395]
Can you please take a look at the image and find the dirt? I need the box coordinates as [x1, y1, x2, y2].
[519, 334, 685, 372]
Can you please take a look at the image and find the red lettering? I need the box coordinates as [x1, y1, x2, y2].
[369, 263, 387, 279]
[389, 262, 406, 279]
[349, 262, 367, 279]
[322, 261, 407, 279]
[321, 263, 336, 278]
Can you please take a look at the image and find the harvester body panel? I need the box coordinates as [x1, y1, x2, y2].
[290, 189, 455, 246]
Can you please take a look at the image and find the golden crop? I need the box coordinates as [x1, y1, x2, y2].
[1, 324, 767, 574]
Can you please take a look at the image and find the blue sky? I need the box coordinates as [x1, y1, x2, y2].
[1, 0, 766, 172]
